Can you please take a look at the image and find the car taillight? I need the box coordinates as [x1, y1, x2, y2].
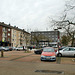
[55, 50, 57, 52]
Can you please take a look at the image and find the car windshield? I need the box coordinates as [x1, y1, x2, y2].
[43, 48, 54, 52]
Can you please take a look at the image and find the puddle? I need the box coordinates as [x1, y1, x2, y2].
[35, 70, 64, 74]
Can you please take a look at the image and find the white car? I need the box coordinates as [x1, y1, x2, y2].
[16, 47, 24, 51]
[56, 47, 75, 57]
[0, 47, 6, 51]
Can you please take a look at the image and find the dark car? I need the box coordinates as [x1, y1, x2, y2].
[34, 48, 43, 54]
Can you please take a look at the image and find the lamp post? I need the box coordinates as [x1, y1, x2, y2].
[54, 27, 62, 64]
[54, 28, 60, 50]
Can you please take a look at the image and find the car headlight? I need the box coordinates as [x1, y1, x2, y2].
[41, 55, 45, 57]
[51, 56, 56, 58]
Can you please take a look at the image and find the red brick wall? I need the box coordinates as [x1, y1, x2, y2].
[0, 26, 2, 41]
[7, 28, 11, 43]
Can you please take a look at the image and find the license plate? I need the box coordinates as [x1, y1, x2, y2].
[46, 57, 51, 59]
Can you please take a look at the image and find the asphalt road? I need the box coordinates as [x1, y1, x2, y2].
[0, 51, 75, 75]
[0, 60, 75, 75]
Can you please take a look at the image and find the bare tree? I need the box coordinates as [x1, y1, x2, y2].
[50, 0, 75, 46]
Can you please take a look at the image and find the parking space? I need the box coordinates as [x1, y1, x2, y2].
[0, 51, 75, 64]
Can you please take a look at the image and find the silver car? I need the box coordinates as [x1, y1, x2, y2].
[0, 47, 6, 51]
[16, 47, 25, 51]
[56, 47, 75, 57]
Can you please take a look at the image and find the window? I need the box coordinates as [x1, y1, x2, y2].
[2, 33, 5, 37]
[3, 28, 5, 31]
[52, 35, 54, 38]
[64, 48, 69, 51]
[55, 35, 58, 38]
[55, 38, 58, 40]
[8, 33, 10, 36]
[69, 48, 75, 51]
[3, 27, 7, 32]
[13, 39, 14, 41]
[8, 29, 10, 31]
[5, 33, 7, 36]
[8, 38, 10, 41]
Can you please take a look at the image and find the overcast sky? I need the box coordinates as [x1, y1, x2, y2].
[0, 0, 66, 32]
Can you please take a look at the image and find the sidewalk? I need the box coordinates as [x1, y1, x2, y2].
[0, 51, 34, 61]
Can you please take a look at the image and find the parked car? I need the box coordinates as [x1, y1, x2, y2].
[34, 48, 43, 54]
[52, 45, 58, 48]
[12, 47, 16, 50]
[0, 47, 6, 51]
[5, 46, 13, 51]
[41, 47, 56, 61]
[16, 47, 25, 51]
[59, 46, 66, 50]
[56, 47, 75, 57]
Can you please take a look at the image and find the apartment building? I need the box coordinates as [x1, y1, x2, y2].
[23, 32, 31, 47]
[0, 22, 30, 47]
[0, 22, 11, 46]
[11, 28, 31, 47]
[11, 29, 19, 47]
[31, 31, 60, 47]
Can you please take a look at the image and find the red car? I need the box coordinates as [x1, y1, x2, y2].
[41, 47, 56, 61]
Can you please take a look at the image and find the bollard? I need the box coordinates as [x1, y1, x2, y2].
[56, 57, 61, 64]
[1, 50, 4, 57]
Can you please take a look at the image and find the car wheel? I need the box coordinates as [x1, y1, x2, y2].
[58, 53, 62, 57]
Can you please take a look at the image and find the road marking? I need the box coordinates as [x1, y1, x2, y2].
[10, 53, 34, 61]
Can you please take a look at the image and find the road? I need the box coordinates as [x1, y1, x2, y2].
[0, 51, 75, 75]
